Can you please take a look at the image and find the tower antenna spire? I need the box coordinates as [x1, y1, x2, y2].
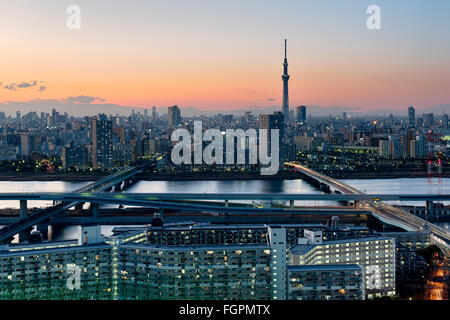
[281, 39, 290, 123]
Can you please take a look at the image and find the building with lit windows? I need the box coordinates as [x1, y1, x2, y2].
[381, 231, 430, 251]
[0, 239, 112, 299]
[287, 264, 365, 300]
[0, 224, 394, 300]
[114, 223, 372, 247]
[259, 111, 285, 165]
[288, 232, 396, 298]
[91, 118, 113, 169]
[114, 243, 272, 300]
[0, 226, 273, 300]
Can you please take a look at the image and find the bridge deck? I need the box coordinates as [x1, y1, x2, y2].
[0, 158, 160, 242]
[0, 192, 449, 201]
[286, 162, 450, 245]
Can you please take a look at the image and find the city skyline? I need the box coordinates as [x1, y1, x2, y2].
[0, 0, 449, 305]
[1, 0, 450, 114]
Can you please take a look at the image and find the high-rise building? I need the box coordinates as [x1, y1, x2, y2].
[379, 139, 391, 158]
[423, 113, 434, 128]
[0, 223, 381, 300]
[281, 39, 290, 123]
[92, 118, 113, 169]
[152, 106, 157, 122]
[20, 134, 38, 157]
[442, 114, 448, 129]
[288, 234, 396, 298]
[62, 144, 89, 169]
[113, 126, 125, 144]
[168, 105, 181, 127]
[410, 135, 427, 158]
[113, 143, 134, 166]
[51, 108, 58, 126]
[260, 111, 285, 165]
[245, 111, 253, 124]
[268, 227, 287, 299]
[408, 106, 415, 128]
[297, 106, 306, 125]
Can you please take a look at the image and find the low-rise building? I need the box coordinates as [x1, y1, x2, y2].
[287, 264, 365, 300]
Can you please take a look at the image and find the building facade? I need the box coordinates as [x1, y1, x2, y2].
[287, 264, 365, 300]
[92, 119, 113, 169]
[168, 105, 181, 127]
[288, 234, 396, 298]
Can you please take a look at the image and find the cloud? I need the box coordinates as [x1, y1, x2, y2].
[38, 86, 46, 92]
[63, 95, 106, 104]
[3, 80, 43, 91]
[3, 83, 18, 91]
[266, 98, 276, 101]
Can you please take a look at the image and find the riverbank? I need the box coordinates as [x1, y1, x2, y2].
[0, 169, 448, 182]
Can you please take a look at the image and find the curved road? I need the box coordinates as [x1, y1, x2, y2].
[286, 162, 450, 245]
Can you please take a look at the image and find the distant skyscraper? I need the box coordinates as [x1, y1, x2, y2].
[144, 109, 148, 120]
[423, 113, 434, 128]
[281, 39, 290, 123]
[260, 111, 285, 165]
[442, 114, 448, 129]
[408, 106, 415, 128]
[152, 106, 157, 122]
[245, 111, 253, 124]
[92, 119, 113, 169]
[51, 108, 57, 126]
[297, 106, 306, 124]
[20, 134, 37, 157]
[16, 111, 21, 120]
[168, 105, 181, 127]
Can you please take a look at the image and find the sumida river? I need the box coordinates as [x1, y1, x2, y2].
[0, 177, 448, 239]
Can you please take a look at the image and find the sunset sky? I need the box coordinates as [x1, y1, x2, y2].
[1, 0, 449, 112]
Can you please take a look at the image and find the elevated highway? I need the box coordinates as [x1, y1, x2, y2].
[0, 192, 449, 202]
[0, 206, 371, 225]
[286, 162, 450, 246]
[0, 157, 161, 242]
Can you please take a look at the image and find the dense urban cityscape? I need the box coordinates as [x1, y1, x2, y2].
[0, 1, 449, 307]
[0, 72, 449, 301]
[0, 101, 449, 178]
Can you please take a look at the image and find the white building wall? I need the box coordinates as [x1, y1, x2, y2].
[268, 226, 287, 300]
